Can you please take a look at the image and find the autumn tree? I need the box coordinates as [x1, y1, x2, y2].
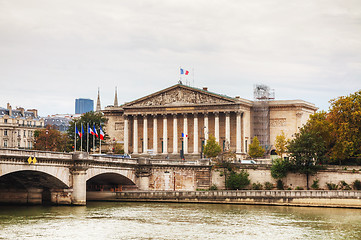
[34, 126, 69, 152]
[203, 134, 222, 158]
[328, 90, 361, 163]
[248, 136, 265, 159]
[274, 131, 288, 159]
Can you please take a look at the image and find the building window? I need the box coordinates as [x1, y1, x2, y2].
[24, 130, 26, 137]
[18, 141, 20, 147]
[18, 130, 21, 137]
[4, 119, 7, 123]
[4, 140, 7, 147]
[4, 130, 7, 136]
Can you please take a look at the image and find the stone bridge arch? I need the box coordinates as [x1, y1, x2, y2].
[0, 164, 71, 187]
[86, 168, 138, 191]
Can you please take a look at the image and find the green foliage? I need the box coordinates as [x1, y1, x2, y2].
[339, 181, 352, 190]
[226, 170, 250, 190]
[326, 182, 338, 190]
[264, 182, 274, 190]
[271, 158, 291, 179]
[352, 180, 361, 190]
[67, 111, 107, 152]
[276, 180, 284, 190]
[311, 179, 319, 190]
[203, 134, 222, 158]
[274, 131, 288, 158]
[252, 182, 263, 190]
[295, 186, 304, 190]
[248, 136, 265, 159]
[209, 184, 218, 190]
[34, 126, 69, 152]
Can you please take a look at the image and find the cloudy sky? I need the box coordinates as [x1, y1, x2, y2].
[1, 0, 360, 116]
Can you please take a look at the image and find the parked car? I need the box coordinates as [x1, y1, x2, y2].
[241, 160, 256, 164]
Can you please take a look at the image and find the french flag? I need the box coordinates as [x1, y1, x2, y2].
[180, 68, 189, 75]
[93, 125, 99, 138]
[99, 125, 104, 140]
[88, 126, 95, 135]
[76, 126, 81, 138]
[182, 133, 188, 137]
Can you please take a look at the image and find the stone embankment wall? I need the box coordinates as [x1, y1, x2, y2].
[212, 165, 361, 190]
[114, 190, 361, 208]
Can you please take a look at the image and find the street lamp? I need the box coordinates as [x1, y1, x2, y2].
[200, 126, 206, 159]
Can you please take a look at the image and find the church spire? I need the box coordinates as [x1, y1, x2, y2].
[114, 87, 118, 107]
[96, 88, 101, 112]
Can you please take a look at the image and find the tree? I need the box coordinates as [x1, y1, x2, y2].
[271, 157, 291, 180]
[287, 125, 326, 189]
[328, 90, 361, 162]
[248, 136, 265, 159]
[203, 134, 222, 158]
[274, 131, 288, 159]
[226, 170, 250, 190]
[67, 111, 107, 152]
[34, 126, 69, 152]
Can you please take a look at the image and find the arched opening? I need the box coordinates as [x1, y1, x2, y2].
[270, 149, 277, 155]
[0, 170, 69, 205]
[87, 173, 137, 192]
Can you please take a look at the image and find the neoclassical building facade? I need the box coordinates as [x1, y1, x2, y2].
[103, 84, 317, 158]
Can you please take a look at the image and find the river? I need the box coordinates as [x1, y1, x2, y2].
[0, 202, 360, 240]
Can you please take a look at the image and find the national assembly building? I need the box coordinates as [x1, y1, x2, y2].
[102, 83, 317, 159]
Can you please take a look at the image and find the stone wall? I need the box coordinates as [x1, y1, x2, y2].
[211, 165, 361, 190]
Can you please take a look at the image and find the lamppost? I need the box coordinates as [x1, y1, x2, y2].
[200, 126, 206, 159]
[45, 129, 49, 151]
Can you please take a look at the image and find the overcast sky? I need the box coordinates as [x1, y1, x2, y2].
[1, 0, 360, 116]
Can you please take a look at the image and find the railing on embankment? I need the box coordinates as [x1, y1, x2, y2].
[111, 190, 361, 208]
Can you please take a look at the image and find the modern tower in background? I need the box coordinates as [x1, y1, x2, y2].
[75, 98, 94, 114]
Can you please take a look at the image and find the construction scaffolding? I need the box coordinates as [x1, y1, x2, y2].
[252, 84, 275, 153]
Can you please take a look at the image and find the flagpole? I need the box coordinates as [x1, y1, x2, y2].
[93, 124, 95, 154]
[74, 121, 76, 152]
[80, 123, 83, 152]
[99, 122, 101, 154]
[87, 122, 89, 153]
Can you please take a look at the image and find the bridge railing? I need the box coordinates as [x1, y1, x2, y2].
[0, 148, 72, 159]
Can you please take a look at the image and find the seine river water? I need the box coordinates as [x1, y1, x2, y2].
[0, 202, 361, 240]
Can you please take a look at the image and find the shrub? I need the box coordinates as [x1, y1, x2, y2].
[264, 182, 274, 190]
[295, 186, 304, 190]
[339, 181, 352, 190]
[311, 179, 319, 190]
[252, 182, 263, 190]
[326, 182, 338, 190]
[226, 170, 250, 190]
[353, 180, 361, 190]
[209, 184, 218, 190]
[276, 180, 284, 190]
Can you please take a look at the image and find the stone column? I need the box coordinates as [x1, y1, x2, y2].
[215, 112, 219, 143]
[133, 116, 138, 154]
[236, 111, 242, 153]
[225, 112, 230, 145]
[173, 114, 178, 154]
[204, 113, 209, 140]
[143, 115, 148, 153]
[70, 169, 87, 205]
[183, 114, 188, 154]
[153, 115, 157, 154]
[163, 115, 168, 154]
[193, 113, 199, 153]
[124, 116, 129, 154]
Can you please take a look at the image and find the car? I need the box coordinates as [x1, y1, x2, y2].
[241, 160, 256, 164]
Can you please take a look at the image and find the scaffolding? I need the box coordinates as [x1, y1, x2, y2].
[252, 84, 275, 152]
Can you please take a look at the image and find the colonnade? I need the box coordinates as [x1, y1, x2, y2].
[123, 111, 245, 155]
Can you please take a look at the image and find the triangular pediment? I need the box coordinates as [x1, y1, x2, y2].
[123, 84, 237, 108]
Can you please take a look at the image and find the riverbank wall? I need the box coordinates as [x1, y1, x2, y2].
[87, 190, 361, 208]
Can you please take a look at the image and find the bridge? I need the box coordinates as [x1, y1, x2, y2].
[0, 149, 211, 205]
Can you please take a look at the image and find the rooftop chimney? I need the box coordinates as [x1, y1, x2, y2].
[7, 103, 12, 116]
[203, 87, 208, 91]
